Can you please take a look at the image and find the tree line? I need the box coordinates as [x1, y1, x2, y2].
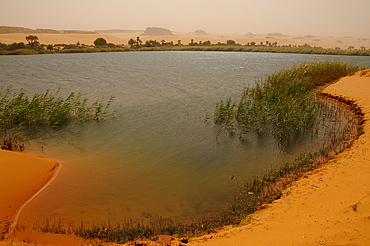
[1, 35, 369, 56]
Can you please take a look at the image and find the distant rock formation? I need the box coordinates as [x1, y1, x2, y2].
[0, 26, 99, 34]
[0, 26, 60, 34]
[61, 30, 98, 34]
[141, 27, 174, 36]
[95, 29, 141, 33]
[267, 32, 285, 36]
[194, 30, 207, 35]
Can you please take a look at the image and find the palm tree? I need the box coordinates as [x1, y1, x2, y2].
[136, 37, 142, 47]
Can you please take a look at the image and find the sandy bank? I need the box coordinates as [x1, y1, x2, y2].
[0, 150, 60, 239]
[1, 70, 370, 246]
[120, 70, 370, 246]
[167, 69, 369, 246]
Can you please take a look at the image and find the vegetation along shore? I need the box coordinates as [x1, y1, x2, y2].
[1, 34, 370, 56]
[1, 61, 367, 245]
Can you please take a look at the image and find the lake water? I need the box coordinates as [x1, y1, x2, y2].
[1, 51, 369, 226]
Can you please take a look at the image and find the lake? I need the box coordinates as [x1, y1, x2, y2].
[1, 51, 369, 226]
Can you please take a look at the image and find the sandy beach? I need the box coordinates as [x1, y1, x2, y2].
[0, 151, 60, 238]
[0, 32, 369, 50]
[175, 69, 370, 246]
[0, 70, 370, 246]
[123, 70, 370, 246]
[127, 72, 370, 246]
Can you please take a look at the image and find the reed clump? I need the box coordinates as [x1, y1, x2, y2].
[214, 61, 361, 139]
[0, 88, 116, 149]
[32, 62, 366, 244]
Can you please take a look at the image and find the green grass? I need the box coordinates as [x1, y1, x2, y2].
[0, 88, 116, 150]
[31, 62, 365, 244]
[1, 44, 370, 56]
[214, 61, 362, 139]
[4, 49, 40, 55]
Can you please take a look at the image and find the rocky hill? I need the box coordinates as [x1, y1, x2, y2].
[141, 27, 174, 36]
[0, 26, 60, 34]
[194, 30, 207, 35]
[0, 26, 98, 34]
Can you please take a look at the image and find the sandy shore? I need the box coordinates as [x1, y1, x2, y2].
[0, 151, 60, 239]
[1, 70, 370, 245]
[0, 32, 369, 49]
[175, 69, 370, 246]
[123, 70, 370, 246]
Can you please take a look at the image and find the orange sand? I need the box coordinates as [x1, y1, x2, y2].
[1, 70, 370, 245]
[0, 151, 59, 238]
[122, 70, 370, 246]
[0, 32, 369, 49]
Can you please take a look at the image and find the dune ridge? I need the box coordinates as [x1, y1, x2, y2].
[0, 151, 60, 240]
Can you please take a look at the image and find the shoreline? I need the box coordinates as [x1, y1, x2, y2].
[7, 160, 62, 238]
[180, 69, 370, 246]
[1, 69, 369, 245]
[0, 151, 60, 239]
[1, 32, 369, 56]
[1, 32, 369, 50]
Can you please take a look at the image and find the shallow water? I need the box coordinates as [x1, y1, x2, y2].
[1, 51, 369, 226]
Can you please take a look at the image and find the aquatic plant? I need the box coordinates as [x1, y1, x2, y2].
[0, 88, 117, 150]
[214, 61, 361, 139]
[31, 63, 365, 244]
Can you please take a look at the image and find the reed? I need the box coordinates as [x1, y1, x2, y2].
[4, 49, 40, 55]
[214, 61, 361, 139]
[0, 88, 116, 150]
[31, 63, 365, 244]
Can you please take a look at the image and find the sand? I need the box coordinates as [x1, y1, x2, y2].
[1, 70, 370, 246]
[0, 32, 369, 49]
[175, 70, 370, 246]
[0, 151, 60, 239]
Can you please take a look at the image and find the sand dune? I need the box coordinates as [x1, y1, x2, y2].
[0, 33, 127, 46]
[0, 32, 369, 49]
[0, 151, 60, 239]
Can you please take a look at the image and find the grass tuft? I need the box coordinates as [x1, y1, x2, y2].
[0, 88, 117, 150]
[31, 62, 365, 244]
[214, 61, 361, 138]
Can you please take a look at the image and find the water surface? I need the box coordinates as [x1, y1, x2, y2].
[1, 51, 369, 225]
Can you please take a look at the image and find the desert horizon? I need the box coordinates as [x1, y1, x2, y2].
[1, 25, 370, 50]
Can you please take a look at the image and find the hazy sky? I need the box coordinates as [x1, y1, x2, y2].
[1, 0, 369, 37]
